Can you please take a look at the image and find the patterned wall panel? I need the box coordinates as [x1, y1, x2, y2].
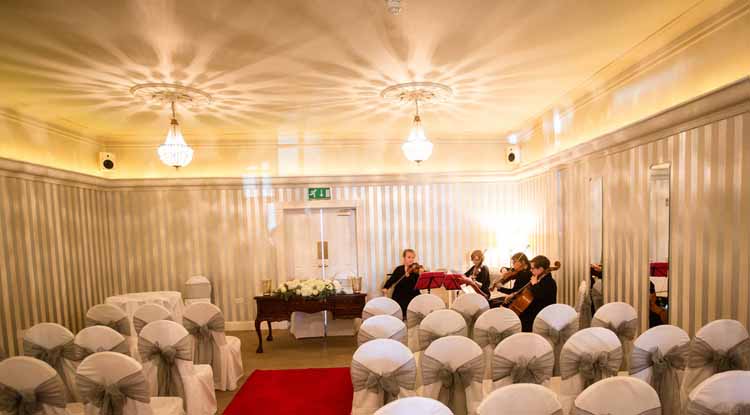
[0, 176, 113, 355]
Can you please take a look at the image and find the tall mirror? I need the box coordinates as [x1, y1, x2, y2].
[648, 164, 670, 327]
[589, 177, 604, 311]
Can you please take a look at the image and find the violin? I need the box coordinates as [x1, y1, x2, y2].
[490, 267, 523, 290]
[504, 261, 561, 316]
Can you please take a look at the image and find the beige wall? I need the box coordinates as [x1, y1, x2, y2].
[521, 1, 750, 164]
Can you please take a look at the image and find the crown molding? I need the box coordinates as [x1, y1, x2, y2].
[507, 0, 749, 142]
[0, 109, 102, 147]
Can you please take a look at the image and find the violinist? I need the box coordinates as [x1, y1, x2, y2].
[517, 255, 558, 332]
[460, 250, 491, 298]
[491, 252, 532, 295]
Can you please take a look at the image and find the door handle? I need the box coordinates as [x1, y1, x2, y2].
[317, 241, 329, 260]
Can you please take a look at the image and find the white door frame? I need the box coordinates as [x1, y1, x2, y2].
[273, 200, 365, 283]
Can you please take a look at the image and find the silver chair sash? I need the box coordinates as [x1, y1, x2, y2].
[0, 378, 67, 415]
[474, 324, 520, 349]
[406, 310, 427, 329]
[422, 353, 483, 411]
[533, 318, 577, 376]
[184, 314, 225, 384]
[357, 327, 407, 346]
[590, 288, 604, 312]
[350, 357, 416, 404]
[560, 348, 622, 388]
[688, 337, 750, 373]
[417, 328, 465, 352]
[574, 405, 661, 415]
[491, 350, 554, 384]
[86, 317, 131, 337]
[362, 309, 402, 321]
[71, 341, 130, 362]
[453, 308, 482, 331]
[630, 343, 689, 415]
[591, 317, 638, 344]
[23, 339, 77, 400]
[77, 371, 151, 415]
[133, 316, 171, 336]
[579, 294, 593, 330]
[138, 335, 191, 409]
[687, 401, 750, 415]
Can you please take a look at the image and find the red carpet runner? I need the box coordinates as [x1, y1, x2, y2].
[223, 367, 353, 415]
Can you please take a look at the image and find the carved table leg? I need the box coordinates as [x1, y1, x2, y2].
[266, 320, 273, 341]
[255, 319, 263, 353]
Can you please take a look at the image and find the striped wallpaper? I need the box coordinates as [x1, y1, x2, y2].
[521, 110, 750, 335]
[0, 175, 113, 355]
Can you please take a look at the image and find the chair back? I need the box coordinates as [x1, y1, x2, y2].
[74, 326, 128, 358]
[686, 370, 750, 415]
[533, 303, 578, 376]
[591, 302, 638, 371]
[86, 304, 130, 337]
[450, 293, 489, 337]
[406, 294, 446, 329]
[478, 383, 562, 415]
[359, 315, 407, 346]
[363, 297, 402, 320]
[574, 377, 661, 415]
[374, 396, 452, 415]
[418, 310, 467, 352]
[351, 339, 416, 414]
[473, 308, 522, 380]
[133, 304, 172, 335]
[184, 276, 212, 301]
[491, 333, 553, 389]
[576, 279, 592, 329]
[0, 357, 68, 415]
[22, 323, 77, 401]
[422, 336, 484, 415]
[76, 352, 153, 415]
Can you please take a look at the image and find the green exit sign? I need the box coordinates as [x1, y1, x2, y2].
[308, 187, 331, 200]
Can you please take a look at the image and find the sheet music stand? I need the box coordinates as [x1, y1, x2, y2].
[416, 272, 445, 293]
[442, 274, 465, 290]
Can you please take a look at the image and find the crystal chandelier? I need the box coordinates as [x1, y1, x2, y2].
[401, 99, 433, 163]
[157, 101, 194, 168]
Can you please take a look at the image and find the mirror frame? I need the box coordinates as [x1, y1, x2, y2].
[648, 162, 672, 326]
[589, 176, 604, 299]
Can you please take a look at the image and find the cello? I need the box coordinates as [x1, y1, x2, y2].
[504, 260, 561, 316]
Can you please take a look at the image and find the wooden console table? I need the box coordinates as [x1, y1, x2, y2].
[253, 293, 366, 353]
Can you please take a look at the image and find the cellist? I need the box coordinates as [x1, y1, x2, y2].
[517, 255, 558, 332]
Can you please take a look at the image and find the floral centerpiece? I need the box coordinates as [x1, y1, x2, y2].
[275, 278, 343, 301]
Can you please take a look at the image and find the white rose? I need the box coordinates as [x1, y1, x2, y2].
[301, 287, 312, 297]
[296, 289, 302, 295]
[312, 289, 319, 295]
[280, 285, 287, 293]
[333, 280, 342, 290]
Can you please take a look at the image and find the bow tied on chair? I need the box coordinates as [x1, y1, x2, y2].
[23, 339, 77, 399]
[688, 337, 750, 373]
[422, 354, 483, 411]
[630, 343, 688, 415]
[184, 313, 226, 383]
[77, 371, 150, 415]
[350, 358, 416, 404]
[417, 328, 464, 351]
[560, 348, 622, 389]
[0, 378, 67, 415]
[592, 317, 638, 343]
[86, 318, 131, 337]
[473, 324, 519, 349]
[491, 351, 554, 385]
[406, 310, 425, 329]
[138, 336, 191, 407]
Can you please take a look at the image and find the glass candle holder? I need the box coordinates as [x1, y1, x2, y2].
[350, 276, 363, 294]
[261, 279, 272, 296]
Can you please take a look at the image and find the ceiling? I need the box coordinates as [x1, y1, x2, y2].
[0, 0, 700, 146]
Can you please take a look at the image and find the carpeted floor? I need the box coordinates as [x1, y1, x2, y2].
[217, 330, 357, 414]
[223, 367, 353, 415]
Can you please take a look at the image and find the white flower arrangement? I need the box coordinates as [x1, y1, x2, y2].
[275, 278, 344, 300]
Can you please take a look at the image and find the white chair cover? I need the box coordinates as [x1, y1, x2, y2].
[591, 302, 638, 371]
[558, 327, 623, 414]
[406, 294, 446, 352]
[573, 376, 661, 415]
[351, 339, 416, 415]
[0, 357, 68, 415]
[473, 308, 522, 381]
[422, 336, 484, 415]
[133, 304, 172, 336]
[22, 323, 78, 402]
[491, 333, 554, 390]
[359, 315, 408, 346]
[139, 320, 216, 415]
[363, 297, 403, 320]
[576, 280, 591, 330]
[374, 397, 453, 415]
[629, 324, 690, 415]
[73, 326, 129, 364]
[184, 276, 212, 304]
[86, 304, 137, 358]
[680, 319, 750, 407]
[418, 310, 468, 352]
[478, 383, 563, 415]
[686, 370, 750, 414]
[450, 294, 489, 338]
[182, 303, 243, 391]
[534, 304, 579, 376]
[75, 352, 183, 415]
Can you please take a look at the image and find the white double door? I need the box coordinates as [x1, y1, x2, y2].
[284, 207, 358, 338]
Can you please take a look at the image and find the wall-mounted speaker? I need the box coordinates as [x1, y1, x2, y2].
[99, 152, 115, 171]
[506, 147, 519, 165]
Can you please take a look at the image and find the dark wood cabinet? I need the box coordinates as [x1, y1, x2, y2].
[253, 294, 366, 353]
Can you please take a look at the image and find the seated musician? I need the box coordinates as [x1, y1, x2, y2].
[460, 250, 491, 298]
[492, 252, 532, 295]
[382, 249, 422, 319]
[649, 281, 667, 327]
[517, 255, 558, 332]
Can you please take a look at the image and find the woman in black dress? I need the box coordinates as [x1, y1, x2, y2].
[461, 250, 491, 298]
[382, 249, 421, 319]
[493, 252, 532, 295]
[517, 255, 558, 332]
